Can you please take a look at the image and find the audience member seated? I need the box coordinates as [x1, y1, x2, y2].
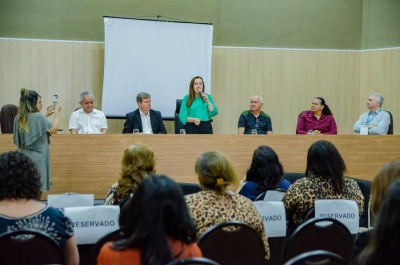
[237, 145, 290, 200]
[0, 151, 79, 265]
[353, 92, 390, 135]
[97, 175, 202, 264]
[350, 161, 400, 264]
[283, 140, 364, 228]
[296, 97, 337, 135]
[185, 151, 270, 260]
[68, 90, 108, 134]
[122, 92, 167, 134]
[0, 104, 18, 133]
[238, 95, 272, 135]
[104, 143, 156, 205]
[356, 179, 400, 265]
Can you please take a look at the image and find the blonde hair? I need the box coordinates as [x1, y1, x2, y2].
[195, 151, 239, 193]
[116, 143, 156, 200]
[17, 88, 40, 132]
[370, 161, 400, 216]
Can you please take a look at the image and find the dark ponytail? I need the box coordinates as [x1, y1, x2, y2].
[316, 97, 332, 115]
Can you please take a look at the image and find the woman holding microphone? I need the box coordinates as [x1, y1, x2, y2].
[179, 76, 218, 134]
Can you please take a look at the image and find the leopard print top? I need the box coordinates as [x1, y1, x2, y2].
[283, 175, 364, 226]
[185, 189, 270, 260]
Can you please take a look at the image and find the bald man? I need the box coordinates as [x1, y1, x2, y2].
[238, 95, 273, 135]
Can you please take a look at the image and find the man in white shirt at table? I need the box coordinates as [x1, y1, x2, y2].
[353, 92, 390, 135]
[69, 90, 108, 134]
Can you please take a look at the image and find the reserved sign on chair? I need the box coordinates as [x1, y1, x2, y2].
[315, 199, 359, 234]
[64, 206, 120, 244]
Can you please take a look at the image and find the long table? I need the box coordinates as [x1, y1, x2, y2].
[1, 134, 399, 199]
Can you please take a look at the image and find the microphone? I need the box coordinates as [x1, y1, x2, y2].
[198, 89, 205, 101]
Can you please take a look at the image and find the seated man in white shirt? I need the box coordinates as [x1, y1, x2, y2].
[353, 92, 390, 135]
[122, 92, 167, 134]
[69, 91, 108, 134]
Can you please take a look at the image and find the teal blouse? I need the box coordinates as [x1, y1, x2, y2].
[179, 94, 218, 125]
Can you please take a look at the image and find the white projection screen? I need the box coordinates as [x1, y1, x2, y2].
[102, 17, 213, 119]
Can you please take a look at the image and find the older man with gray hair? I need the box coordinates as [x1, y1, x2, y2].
[69, 90, 108, 134]
[353, 92, 391, 135]
[238, 95, 273, 135]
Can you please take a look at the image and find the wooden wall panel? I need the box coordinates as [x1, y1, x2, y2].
[0, 39, 399, 135]
[1, 134, 400, 199]
[360, 49, 400, 124]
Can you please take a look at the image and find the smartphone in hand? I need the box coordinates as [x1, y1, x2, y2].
[53, 95, 59, 106]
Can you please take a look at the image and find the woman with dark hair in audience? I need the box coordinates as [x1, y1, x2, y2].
[13, 88, 61, 191]
[98, 175, 202, 264]
[179, 76, 218, 134]
[0, 151, 79, 265]
[350, 161, 400, 264]
[357, 179, 400, 265]
[185, 151, 270, 260]
[296, 97, 337, 135]
[237, 145, 290, 200]
[283, 140, 364, 227]
[0, 104, 18, 133]
[104, 143, 156, 205]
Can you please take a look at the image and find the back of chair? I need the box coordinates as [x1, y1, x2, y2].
[386, 110, 393, 134]
[166, 257, 221, 265]
[198, 221, 265, 265]
[0, 104, 18, 133]
[283, 217, 353, 263]
[254, 188, 286, 201]
[178, 182, 202, 195]
[0, 229, 64, 265]
[90, 228, 124, 265]
[175, 99, 184, 134]
[253, 201, 286, 265]
[297, 110, 309, 119]
[284, 250, 346, 265]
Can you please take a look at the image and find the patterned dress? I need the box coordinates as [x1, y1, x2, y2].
[0, 206, 74, 250]
[185, 189, 270, 260]
[283, 175, 364, 226]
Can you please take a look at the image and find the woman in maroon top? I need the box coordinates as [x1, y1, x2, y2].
[296, 97, 337, 135]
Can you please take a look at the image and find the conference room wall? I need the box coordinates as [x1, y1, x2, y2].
[0, 39, 399, 135]
[0, 0, 363, 49]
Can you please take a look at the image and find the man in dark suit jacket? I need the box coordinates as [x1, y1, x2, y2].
[122, 92, 167, 134]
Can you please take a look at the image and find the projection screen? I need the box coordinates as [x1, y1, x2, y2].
[102, 17, 213, 118]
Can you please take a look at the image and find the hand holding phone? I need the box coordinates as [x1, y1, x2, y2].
[53, 95, 59, 105]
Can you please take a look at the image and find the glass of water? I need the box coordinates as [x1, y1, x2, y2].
[251, 129, 257, 135]
[180, 129, 186, 134]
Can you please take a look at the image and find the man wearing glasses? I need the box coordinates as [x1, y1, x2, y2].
[238, 95, 273, 135]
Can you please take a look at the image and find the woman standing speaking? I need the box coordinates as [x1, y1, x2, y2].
[13, 88, 61, 191]
[179, 76, 218, 134]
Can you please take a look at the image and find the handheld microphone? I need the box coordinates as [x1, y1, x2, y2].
[198, 89, 204, 101]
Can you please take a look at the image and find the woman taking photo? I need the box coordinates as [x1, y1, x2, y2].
[13, 88, 61, 191]
[179, 76, 218, 134]
[296, 97, 337, 135]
